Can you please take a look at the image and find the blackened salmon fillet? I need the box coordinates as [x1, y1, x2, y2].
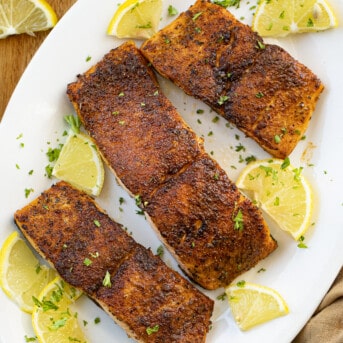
[67, 41, 277, 290]
[141, 0, 324, 158]
[14, 181, 213, 343]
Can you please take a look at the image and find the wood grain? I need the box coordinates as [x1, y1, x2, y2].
[0, 0, 77, 121]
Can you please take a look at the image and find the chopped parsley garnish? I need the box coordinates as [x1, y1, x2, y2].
[45, 164, 53, 178]
[297, 235, 308, 249]
[137, 22, 152, 29]
[135, 194, 142, 206]
[146, 325, 160, 335]
[49, 317, 68, 330]
[255, 91, 264, 98]
[25, 188, 34, 198]
[216, 292, 227, 301]
[102, 271, 112, 288]
[281, 157, 290, 169]
[293, 167, 303, 181]
[233, 209, 244, 231]
[212, 0, 241, 8]
[218, 95, 229, 105]
[86, 55, 92, 62]
[168, 5, 178, 16]
[256, 40, 266, 50]
[93, 220, 101, 227]
[156, 245, 164, 257]
[274, 135, 281, 144]
[236, 280, 246, 287]
[235, 143, 245, 152]
[32, 296, 59, 311]
[24, 336, 37, 342]
[46, 146, 62, 162]
[192, 12, 203, 21]
[83, 258, 92, 266]
[94, 317, 101, 324]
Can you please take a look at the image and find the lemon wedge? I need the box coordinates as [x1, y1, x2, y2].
[252, 0, 338, 37]
[0, 231, 57, 313]
[107, 0, 163, 39]
[52, 132, 105, 197]
[0, 0, 58, 39]
[32, 276, 87, 343]
[226, 281, 289, 330]
[236, 158, 313, 240]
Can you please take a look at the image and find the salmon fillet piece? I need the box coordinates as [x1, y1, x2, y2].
[141, 0, 324, 158]
[67, 41, 277, 290]
[14, 181, 213, 343]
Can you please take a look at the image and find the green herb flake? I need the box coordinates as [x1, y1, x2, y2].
[297, 235, 308, 249]
[93, 220, 101, 227]
[218, 95, 229, 105]
[86, 55, 92, 62]
[233, 209, 244, 231]
[216, 292, 227, 301]
[156, 245, 164, 257]
[281, 156, 290, 169]
[35, 264, 42, 274]
[256, 40, 265, 49]
[192, 12, 203, 21]
[213, 0, 241, 8]
[45, 164, 53, 178]
[46, 147, 61, 162]
[83, 258, 92, 266]
[136, 22, 152, 29]
[236, 280, 246, 287]
[255, 91, 264, 98]
[50, 317, 68, 330]
[274, 135, 281, 144]
[307, 17, 314, 27]
[25, 188, 34, 198]
[146, 325, 160, 335]
[24, 335, 37, 342]
[102, 270, 112, 288]
[274, 196, 280, 206]
[168, 5, 178, 16]
[94, 317, 101, 324]
[235, 143, 246, 152]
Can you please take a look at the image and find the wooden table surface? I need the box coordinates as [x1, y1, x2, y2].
[0, 0, 77, 121]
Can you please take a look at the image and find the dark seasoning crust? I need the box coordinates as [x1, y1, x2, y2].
[141, 0, 324, 158]
[67, 41, 277, 291]
[14, 181, 214, 343]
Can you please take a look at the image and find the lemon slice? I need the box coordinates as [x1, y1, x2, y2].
[226, 281, 289, 330]
[32, 276, 87, 343]
[0, 231, 57, 313]
[252, 0, 338, 37]
[107, 0, 163, 39]
[236, 158, 313, 240]
[52, 132, 105, 196]
[0, 0, 58, 39]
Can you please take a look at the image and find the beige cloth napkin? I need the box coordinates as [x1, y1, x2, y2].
[293, 267, 343, 342]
